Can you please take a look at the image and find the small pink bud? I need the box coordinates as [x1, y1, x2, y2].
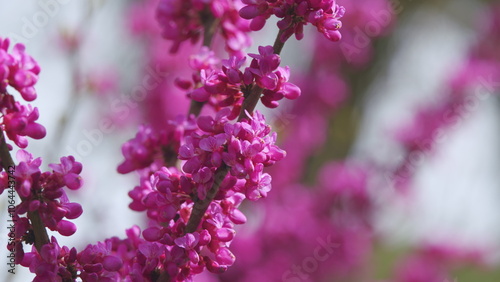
[57, 220, 77, 236]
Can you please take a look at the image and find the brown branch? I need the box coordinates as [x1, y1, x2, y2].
[184, 30, 288, 233]
[0, 129, 14, 170]
[156, 10, 221, 282]
[0, 129, 49, 252]
[188, 100, 205, 116]
[200, 11, 218, 48]
[237, 84, 264, 121]
[236, 29, 286, 121]
[185, 163, 229, 233]
[272, 29, 286, 55]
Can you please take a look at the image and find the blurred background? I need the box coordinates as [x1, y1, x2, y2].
[0, 0, 499, 281]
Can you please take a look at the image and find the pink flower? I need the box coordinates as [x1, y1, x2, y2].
[49, 156, 83, 190]
[118, 125, 165, 174]
[157, 0, 252, 54]
[13, 150, 42, 198]
[0, 38, 41, 101]
[11, 150, 84, 237]
[174, 232, 200, 263]
[239, 0, 345, 42]
[2, 101, 46, 148]
[190, 46, 220, 71]
[77, 241, 123, 280]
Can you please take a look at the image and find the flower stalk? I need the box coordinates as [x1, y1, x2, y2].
[0, 129, 49, 252]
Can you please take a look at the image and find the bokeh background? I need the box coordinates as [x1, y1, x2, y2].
[1, 0, 500, 281]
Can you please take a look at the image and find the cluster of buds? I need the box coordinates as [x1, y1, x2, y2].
[0, 38, 45, 148]
[239, 0, 345, 42]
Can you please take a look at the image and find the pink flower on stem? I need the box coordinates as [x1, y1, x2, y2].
[240, 0, 345, 42]
[12, 150, 84, 237]
[1, 38, 45, 149]
[2, 103, 46, 148]
[189, 46, 301, 112]
[0, 38, 41, 101]
[48, 155, 83, 190]
[21, 237, 78, 282]
[174, 232, 201, 263]
[157, 0, 252, 54]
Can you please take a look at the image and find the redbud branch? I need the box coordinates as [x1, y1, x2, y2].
[237, 29, 285, 121]
[185, 163, 229, 233]
[188, 100, 205, 117]
[237, 84, 264, 121]
[27, 211, 50, 251]
[0, 129, 49, 252]
[0, 130, 13, 171]
[157, 269, 171, 282]
[185, 29, 286, 232]
[158, 12, 222, 281]
[161, 145, 179, 167]
[201, 11, 219, 48]
[272, 29, 286, 56]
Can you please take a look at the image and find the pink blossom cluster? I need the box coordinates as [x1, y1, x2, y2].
[117, 108, 284, 279]
[239, 0, 345, 42]
[117, 115, 198, 174]
[0, 38, 40, 101]
[0, 38, 45, 149]
[156, 0, 252, 53]
[12, 150, 83, 235]
[20, 228, 135, 281]
[20, 237, 80, 281]
[121, 4, 308, 279]
[179, 109, 285, 200]
[181, 45, 300, 116]
[0, 150, 83, 270]
[137, 180, 246, 278]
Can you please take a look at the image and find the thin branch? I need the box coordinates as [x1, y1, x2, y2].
[185, 163, 229, 233]
[0, 129, 14, 169]
[0, 129, 49, 252]
[184, 30, 287, 233]
[272, 29, 286, 55]
[188, 100, 205, 116]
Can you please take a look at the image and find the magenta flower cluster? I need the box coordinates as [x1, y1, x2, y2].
[21, 231, 129, 281]
[13, 150, 83, 236]
[117, 115, 197, 174]
[185, 45, 301, 114]
[179, 109, 285, 200]
[240, 0, 345, 42]
[116, 108, 283, 279]
[156, 0, 252, 53]
[0, 38, 45, 148]
[1, 149, 84, 274]
[0, 38, 40, 101]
